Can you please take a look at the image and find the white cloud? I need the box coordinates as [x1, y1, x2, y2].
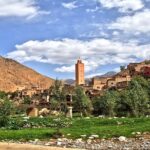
[112, 31, 120, 36]
[62, 1, 78, 10]
[110, 9, 150, 33]
[55, 65, 75, 73]
[55, 60, 99, 73]
[6, 38, 150, 73]
[98, 0, 144, 12]
[86, 6, 99, 13]
[0, 0, 50, 19]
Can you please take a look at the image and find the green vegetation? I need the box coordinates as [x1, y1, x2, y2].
[120, 66, 126, 71]
[49, 79, 67, 112]
[73, 86, 93, 117]
[0, 96, 15, 127]
[0, 117, 149, 140]
[0, 76, 149, 141]
[0, 91, 7, 99]
[92, 76, 150, 117]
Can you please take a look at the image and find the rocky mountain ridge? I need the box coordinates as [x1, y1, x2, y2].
[0, 56, 54, 92]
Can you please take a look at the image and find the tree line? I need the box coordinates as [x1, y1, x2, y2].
[92, 76, 150, 117]
[0, 76, 149, 118]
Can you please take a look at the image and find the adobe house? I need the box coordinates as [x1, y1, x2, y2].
[141, 66, 150, 77]
[31, 85, 44, 95]
[26, 105, 39, 117]
[21, 89, 36, 97]
[20, 84, 46, 98]
[107, 78, 117, 88]
[106, 69, 131, 89]
[127, 61, 150, 76]
[92, 77, 110, 90]
[91, 69, 131, 91]
[73, 60, 149, 97]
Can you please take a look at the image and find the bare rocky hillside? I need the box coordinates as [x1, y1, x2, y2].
[0, 56, 54, 92]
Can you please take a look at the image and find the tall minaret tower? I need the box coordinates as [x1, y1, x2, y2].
[75, 58, 85, 85]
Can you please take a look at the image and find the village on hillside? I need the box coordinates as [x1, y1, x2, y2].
[1, 0, 150, 149]
[11, 59, 150, 96]
[0, 58, 150, 150]
[3, 59, 149, 117]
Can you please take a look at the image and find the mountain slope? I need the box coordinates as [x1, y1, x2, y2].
[94, 71, 117, 78]
[0, 56, 54, 92]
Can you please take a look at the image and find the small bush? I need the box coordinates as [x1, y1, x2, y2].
[0, 116, 9, 127]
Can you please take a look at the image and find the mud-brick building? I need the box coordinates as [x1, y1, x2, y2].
[127, 61, 150, 76]
[21, 85, 45, 97]
[92, 77, 110, 90]
[107, 70, 131, 89]
[141, 66, 150, 77]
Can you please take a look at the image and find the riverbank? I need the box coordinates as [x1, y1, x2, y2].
[1, 133, 149, 150]
[0, 142, 82, 150]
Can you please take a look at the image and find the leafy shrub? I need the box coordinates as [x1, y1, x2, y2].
[92, 76, 150, 117]
[0, 116, 72, 130]
[0, 116, 9, 127]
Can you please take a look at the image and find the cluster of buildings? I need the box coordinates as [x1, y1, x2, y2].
[14, 84, 48, 99]
[14, 59, 150, 99]
[75, 59, 150, 96]
[13, 59, 149, 117]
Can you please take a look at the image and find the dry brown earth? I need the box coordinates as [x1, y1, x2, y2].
[0, 56, 54, 92]
[0, 142, 82, 150]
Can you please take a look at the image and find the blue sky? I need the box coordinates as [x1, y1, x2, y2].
[0, 0, 150, 79]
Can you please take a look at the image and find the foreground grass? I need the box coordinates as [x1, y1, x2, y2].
[63, 117, 150, 139]
[0, 117, 150, 140]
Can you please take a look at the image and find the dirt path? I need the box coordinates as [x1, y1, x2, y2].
[0, 142, 83, 150]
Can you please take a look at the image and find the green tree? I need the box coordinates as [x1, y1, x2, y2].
[116, 90, 131, 117]
[0, 99, 15, 116]
[23, 96, 31, 104]
[0, 91, 7, 99]
[0, 98, 15, 127]
[130, 76, 149, 90]
[102, 91, 119, 117]
[92, 90, 119, 117]
[127, 79, 149, 117]
[120, 66, 126, 71]
[73, 86, 93, 117]
[92, 76, 150, 117]
[49, 79, 66, 112]
[116, 77, 149, 117]
[92, 95, 108, 116]
[132, 76, 150, 100]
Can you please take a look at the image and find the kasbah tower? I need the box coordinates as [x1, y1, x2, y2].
[75, 58, 85, 85]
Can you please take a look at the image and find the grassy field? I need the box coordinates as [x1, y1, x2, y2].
[0, 117, 150, 140]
